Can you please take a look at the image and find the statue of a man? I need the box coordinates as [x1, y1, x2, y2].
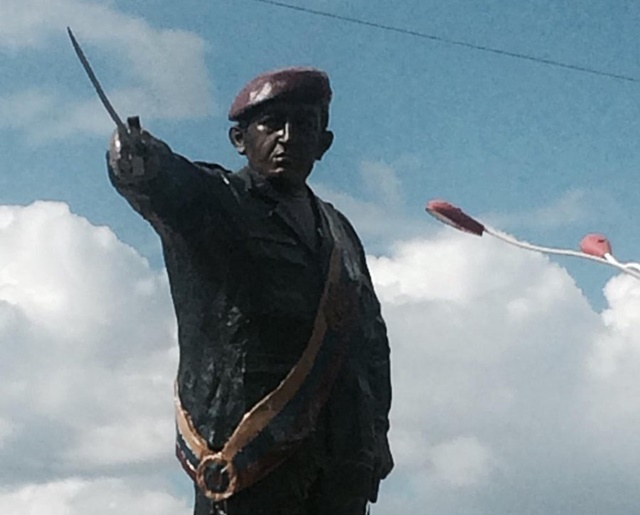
[107, 68, 393, 515]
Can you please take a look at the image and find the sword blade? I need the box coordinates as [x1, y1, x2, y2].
[67, 27, 129, 134]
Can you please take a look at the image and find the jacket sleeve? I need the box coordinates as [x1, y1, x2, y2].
[107, 133, 237, 241]
[337, 212, 392, 437]
[342, 214, 394, 491]
[361, 266, 392, 438]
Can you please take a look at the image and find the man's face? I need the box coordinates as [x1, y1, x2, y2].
[233, 101, 332, 190]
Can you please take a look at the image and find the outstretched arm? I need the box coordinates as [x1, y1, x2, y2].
[107, 128, 234, 240]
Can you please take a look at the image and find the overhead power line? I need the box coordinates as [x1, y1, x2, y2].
[247, 0, 640, 84]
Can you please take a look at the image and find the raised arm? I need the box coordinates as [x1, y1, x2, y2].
[107, 128, 235, 240]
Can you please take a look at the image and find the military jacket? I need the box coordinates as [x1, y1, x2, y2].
[108, 148, 392, 498]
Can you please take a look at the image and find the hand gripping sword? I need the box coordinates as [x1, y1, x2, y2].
[67, 27, 145, 175]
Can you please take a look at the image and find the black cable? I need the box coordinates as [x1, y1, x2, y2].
[247, 0, 640, 84]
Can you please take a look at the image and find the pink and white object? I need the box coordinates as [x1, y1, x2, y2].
[579, 234, 612, 259]
[426, 199, 640, 281]
[426, 200, 485, 236]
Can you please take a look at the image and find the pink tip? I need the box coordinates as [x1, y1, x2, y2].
[579, 233, 612, 258]
[425, 200, 485, 236]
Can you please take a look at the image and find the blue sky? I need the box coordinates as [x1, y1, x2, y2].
[3, 1, 640, 514]
[4, 0, 640, 301]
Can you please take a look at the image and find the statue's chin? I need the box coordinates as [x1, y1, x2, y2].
[263, 166, 312, 192]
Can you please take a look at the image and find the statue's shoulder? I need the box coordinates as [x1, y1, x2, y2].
[314, 194, 339, 217]
[315, 196, 354, 232]
[192, 161, 246, 190]
[313, 195, 364, 251]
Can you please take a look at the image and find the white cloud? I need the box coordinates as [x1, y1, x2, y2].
[0, 478, 190, 515]
[5, 199, 640, 513]
[0, 0, 213, 140]
[0, 201, 179, 494]
[428, 436, 496, 487]
[0, 418, 14, 449]
[369, 230, 640, 514]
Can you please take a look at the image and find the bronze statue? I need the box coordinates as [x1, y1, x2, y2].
[107, 67, 393, 515]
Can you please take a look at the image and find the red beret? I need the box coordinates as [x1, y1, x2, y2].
[228, 67, 332, 122]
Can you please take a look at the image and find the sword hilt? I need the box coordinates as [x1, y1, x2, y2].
[126, 116, 145, 177]
[127, 116, 141, 133]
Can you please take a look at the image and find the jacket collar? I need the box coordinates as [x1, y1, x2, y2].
[236, 167, 310, 202]
[236, 167, 329, 255]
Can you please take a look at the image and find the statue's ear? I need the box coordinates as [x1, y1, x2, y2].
[229, 126, 246, 155]
[316, 130, 334, 161]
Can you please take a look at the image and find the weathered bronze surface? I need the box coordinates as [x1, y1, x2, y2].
[107, 68, 393, 515]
